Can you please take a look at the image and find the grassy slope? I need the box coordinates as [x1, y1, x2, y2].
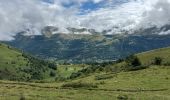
[0, 43, 85, 81]
[0, 43, 30, 79]
[0, 43, 57, 81]
[137, 47, 170, 64]
[0, 43, 28, 68]
[0, 47, 170, 100]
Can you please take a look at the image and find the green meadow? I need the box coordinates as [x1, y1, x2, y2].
[0, 65, 170, 100]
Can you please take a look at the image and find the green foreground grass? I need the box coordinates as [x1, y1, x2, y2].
[0, 65, 170, 100]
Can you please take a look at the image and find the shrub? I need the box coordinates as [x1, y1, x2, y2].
[65, 67, 68, 71]
[50, 71, 56, 77]
[125, 55, 143, 71]
[98, 81, 105, 85]
[163, 62, 170, 66]
[153, 57, 162, 65]
[48, 63, 57, 70]
[69, 72, 83, 79]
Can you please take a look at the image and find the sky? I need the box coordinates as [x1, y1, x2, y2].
[0, 0, 170, 40]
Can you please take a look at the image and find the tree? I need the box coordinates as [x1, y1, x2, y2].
[48, 62, 57, 70]
[126, 55, 141, 67]
[50, 71, 56, 77]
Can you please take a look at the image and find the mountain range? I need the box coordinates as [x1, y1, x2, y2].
[3, 24, 170, 63]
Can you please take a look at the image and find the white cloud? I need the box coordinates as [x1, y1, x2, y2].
[92, 0, 104, 3]
[139, 0, 170, 28]
[0, 0, 170, 40]
[0, 0, 79, 40]
[78, 0, 145, 32]
[80, 0, 170, 33]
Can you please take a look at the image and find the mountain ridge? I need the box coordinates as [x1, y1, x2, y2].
[4, 33, 170, 63]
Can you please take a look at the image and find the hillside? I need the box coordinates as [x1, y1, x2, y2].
[0, 43, 57, 81]
[0, 47, 170, 100]
[137, 47, 170, 65]
[4, 33, 170, 63]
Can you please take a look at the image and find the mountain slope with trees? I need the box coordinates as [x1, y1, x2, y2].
[5, 33, 170, 63]
[0, 43, 57, 81]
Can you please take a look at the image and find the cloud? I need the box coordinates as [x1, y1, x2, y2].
[78, 0, 145, 32]
[0, 0, 170, 40]
[0, 0, 79, 40]
[139, 0, 170, 28]
[0, 0, 49, 40]
[92, 0, 104, 3]
[82, 0, 170, 33]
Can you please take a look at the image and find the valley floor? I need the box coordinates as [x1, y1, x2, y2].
[0, 65, 170, 100]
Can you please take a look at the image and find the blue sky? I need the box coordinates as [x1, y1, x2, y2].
[43, 0, 128, 13]
[80, 1, 106, 12]
[43, 0, 108, 13]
